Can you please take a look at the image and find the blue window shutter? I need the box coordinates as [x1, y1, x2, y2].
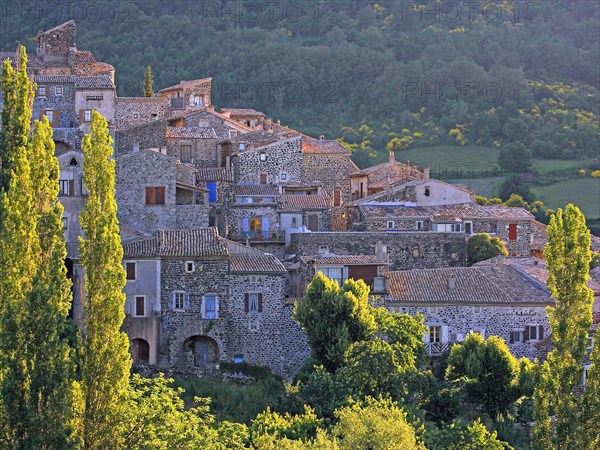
[262, 217, 269, 231]
[206, 182, 217, 202]
[242, 218, 249, 232]
[171, 292, 175, 310]
[185, 292, 190, 310]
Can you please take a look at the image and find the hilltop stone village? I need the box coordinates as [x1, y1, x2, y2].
[1, 22, 599, 378]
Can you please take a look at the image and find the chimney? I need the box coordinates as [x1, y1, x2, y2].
[375, 242, 388, 263]
[319, 134, 325, 140]
[448, 274, 456, 291]
[424, 167, 430, 180]
[389, 149, 395, 162]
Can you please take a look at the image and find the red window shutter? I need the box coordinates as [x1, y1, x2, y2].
[156, 187, 165, 204]
[508, 223, 517, 241]
[258, 293, 263, 312]
[69, 179, 75, 197]
[146, 187, 156, 205]
[54, 109, 59, 127]
[244, 293, 249, 313]
[333, 189, 341, 207]
[79, 109, 84, 123]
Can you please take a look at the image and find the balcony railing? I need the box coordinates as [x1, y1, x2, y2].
[241, 230, 285, 242]
[170, 97, 184, 109]
[425, 341, 451, 355]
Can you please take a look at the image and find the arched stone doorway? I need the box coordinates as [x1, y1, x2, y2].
[131, 338, 150, 364]
[182, 336, 219, 368]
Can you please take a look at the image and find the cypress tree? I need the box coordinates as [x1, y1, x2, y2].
[532, 204, 594, 449]
[0, 47, 75, 448]
[142, 65, 154, 97]
[78, 110, 131, 449]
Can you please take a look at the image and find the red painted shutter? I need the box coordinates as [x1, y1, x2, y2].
[69, 179, 75, 197]
[333, 189, 341, 207]
[258, 293, 263, 312]
[156, 187, 165, 204]
[79, 109, 84, 123]
[54, 109, 59, 127]
[244, 293, 249, 313]
[508, 223, 517, 241]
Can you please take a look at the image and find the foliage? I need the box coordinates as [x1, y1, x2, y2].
[533, 205, 594, 449]
[0, 47, 76, 448]
[331, 397, 424, 450]
[447, 333, 522, 416]
[579, 339, 600, 449]
[497, 176, 534, 203]
[591, 252, 600, 269]
[592, 170, 600, 178]
[466, 233, 508, 266]
[220, 361, 280, 382]
[250, 405, 322, 443]
[420, 383, 462, 424]
[293, 274, 377, 372]
[498, 142, 532, 173]
[77, 111, 132, 448]
[425, 419, 509, 450]
[142, 65, 154, 97]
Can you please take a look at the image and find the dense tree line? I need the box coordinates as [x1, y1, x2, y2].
[1, 1, 598, 164]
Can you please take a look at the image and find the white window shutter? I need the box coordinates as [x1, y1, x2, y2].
[442, 326, 449, 343]
[171, 292, 175, 310]
[185, 292, 190, 310]
[215, 296, 219, 318]
[423, 330, 430, 344]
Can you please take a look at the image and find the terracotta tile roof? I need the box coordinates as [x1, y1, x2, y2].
[196, 167, 233, 182]
[74, 75, 114, 89]
[281, 194, 331, 211]
[158, 78, 212, 93]
[234, 184, 279, 196]
[122, 228, 228, 258]
[230, 254, 286, 274]
[36, 20, 75, 37]
[69, 50, 96, 64]
[359, 202, 533, 221]
[301, 139, 351, 155]
[388, 266, 553, 305]
[220, 108, 265, 117]
[300, 255, 381, 265]
[350, 159, 425, 188]
[166, 126, 218, 139]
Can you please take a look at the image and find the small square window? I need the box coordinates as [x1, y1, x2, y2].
[180, 144, 192, 162]
[146, 187, 165, 205]
[38, 86, 46, 96]
[259, 153, 267, 162]
[424, 187, 430, 197]
[199, 120, 209, 128]
[133, 113, 139, 119]
[416, 221, 424, 230]
[84, 109, 92, 122]
[135, 296, 145, 316]
[387, 221, 395, 229]
[126, 262, 136, 280]
[185, 261, 195, 273]
[55, 85, 63, 95]
[291, 217, 297, 227]
[173, 292, 185, 310]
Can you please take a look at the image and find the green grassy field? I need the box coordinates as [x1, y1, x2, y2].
[532, 178, 600, 219]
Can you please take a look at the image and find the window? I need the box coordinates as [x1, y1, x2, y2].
[587, 336, 594, 350]
[280, 172, 288, 181]
[193, 95, 203, 107]
[259, 173, 267, 184]
[473, 306, 481, 313]
[291, 217, 297, 227]
[61, 217, 68, 230]
[59, 179, 70, 196]
[318, 245, 329, 255]
[199, 119, 209, 128]
[319, 267, 343, 285]
[429, 325, 441, 343]
[126, 262, 136, 280]
[239, 143, 245, 151]
[173, 292, 186, 310]
[432, 223, 462, 232]
[203, 295, 218, 319]
[424, 186, 430, 197]
[524, 325, 544, 342]
[180, 144, 192, 162]
[185, 261, 195, 273]
[135, 296, 145, 316]
[464, 221, 473, 235]
[259, 152, 267, 162]
[229, 130, 238, 138]
[206, 182, 217, 203]
[387, 221, 395, 229]
[412, 246, 421, 258]
[45, 109, 54, 124]
[145, 187, 165, 205]
[333, 189, 342, 207]
[416, 221, 424, 230]
[245, 293, 263, 313]
[508, 223, 517, 241]
[307, 213, 319, 231]
[133, 113, 139, 119]
[83, 109, 92, 122]
[38, 86, 46, 96]
[55, 85, 63, 95]
[509, 330, 522, 344]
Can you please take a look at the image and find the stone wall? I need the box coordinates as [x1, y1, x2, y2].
[473, 219, 532, 257]
[290, 232, 467, 270]
[166, 136, 219, 168]
[160, 257, 230, 368]
[225, 204, 280, 241]
[115, 97, 167, 130]
[228, 274, 309, 377]
[235, 137, 302, 184]
[33, 81, 78, 131]
[386, 303, 550, 360]
[75, 88, 116, 133]
[301, 153, 354, 202]
[115, 120, 167, 155]
[183, 110, 235, 140]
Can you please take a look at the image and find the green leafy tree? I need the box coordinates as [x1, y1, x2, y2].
[332, 397, 424, 449]
[533, 205, 594, 449]
[498, 142, 532, 173]
[0, 48, 76, 449]
[579, 341, 599, 449]
[467, 233, 508, 266]
[497, 176, 534, 203]
[447, 334, 522, 416]
[293, 274, 377, 372]
[78, 110, 131, 449]
[142, 65, 154, 97]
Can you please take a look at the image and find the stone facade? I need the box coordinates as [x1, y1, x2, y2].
[115, 120, 167, 155]
[291, 232, 467, 270]
[115, 97, 168, 130]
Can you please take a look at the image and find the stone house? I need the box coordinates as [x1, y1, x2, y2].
[155, 78, 213, 117]
[115, 96, 168, 131]
[115, 149, 209, 234]
[280, 192, 332, 245]
[122, 228, 310, 377]
[226, 184, 282, 243]
[386, 261, 554, 360]
[220, 108, 265, 130]
[290, 231, 467, 271]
